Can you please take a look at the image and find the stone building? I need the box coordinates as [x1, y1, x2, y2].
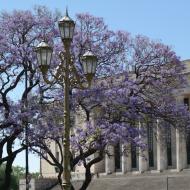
[41, 59, 190, 178]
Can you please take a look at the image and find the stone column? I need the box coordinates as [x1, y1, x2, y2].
[121, 144, 131, 173]
[139, 122, 149, 173]
[176, 128, 187, 171]
[157, 119, 167, 171]
[175, 95, 187, 171]
[105, 145, 115, 174]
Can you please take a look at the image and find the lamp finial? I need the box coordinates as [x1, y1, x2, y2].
[66, 6, 69, 17]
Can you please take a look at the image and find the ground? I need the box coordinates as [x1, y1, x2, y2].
[52, 170, 190, 190]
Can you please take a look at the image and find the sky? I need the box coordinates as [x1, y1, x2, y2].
[1, 0, 190, 172]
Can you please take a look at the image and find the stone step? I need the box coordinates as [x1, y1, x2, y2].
[51, 172, 190, 190]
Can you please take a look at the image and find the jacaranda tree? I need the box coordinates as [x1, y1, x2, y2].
[0, 6, 189, 190]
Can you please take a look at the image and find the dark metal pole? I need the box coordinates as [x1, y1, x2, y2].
[39, 149, 42, 177]
[25, 68, 29, 190]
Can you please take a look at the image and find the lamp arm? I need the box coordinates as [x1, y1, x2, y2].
[41, 73, 55, 85]
[52, 63, 64, 82]
[70, 64, 87, 90]
[58, 51, 87, 89]
[40, 61, 65, 86]
[39, 64, 58, 85]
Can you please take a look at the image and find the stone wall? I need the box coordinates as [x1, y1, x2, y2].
[19, 178, 57, 190]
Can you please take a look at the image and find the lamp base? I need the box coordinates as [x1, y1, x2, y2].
[62, 182, 71, 190]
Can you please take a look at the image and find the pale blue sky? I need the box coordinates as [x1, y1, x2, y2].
[1, 0, 190, 60]
[1, 0, 190, 172]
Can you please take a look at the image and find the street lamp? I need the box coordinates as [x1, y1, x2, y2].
[58, 8, 75, 43]
[81, 50, 98, 87]
[35, 9, 97, 190]
[36, 41, 53, 75]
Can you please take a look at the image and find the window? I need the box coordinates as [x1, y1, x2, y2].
[131, 143, 137, 168]
[183, 97, 190, 164]
[114, 143, 121, 170]
[147, 124, 154, 167]
[166, 127, 172, 166]
[184, 98, 189, 110]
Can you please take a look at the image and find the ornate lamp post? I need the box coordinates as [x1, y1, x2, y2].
[35, 9, 97, 190]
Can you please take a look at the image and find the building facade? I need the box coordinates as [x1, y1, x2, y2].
[41, 59, 190, 178]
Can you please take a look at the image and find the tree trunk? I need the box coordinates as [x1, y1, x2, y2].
[79, 166, 92, 190]
[71, 184, 75, 190]
[3, 156, 15, 190]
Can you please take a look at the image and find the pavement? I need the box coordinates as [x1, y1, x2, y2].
[51, 170, 190, 190]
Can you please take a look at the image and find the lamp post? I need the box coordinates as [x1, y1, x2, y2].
[35, 9, 97, 190]
[24, 66, 29, 190]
